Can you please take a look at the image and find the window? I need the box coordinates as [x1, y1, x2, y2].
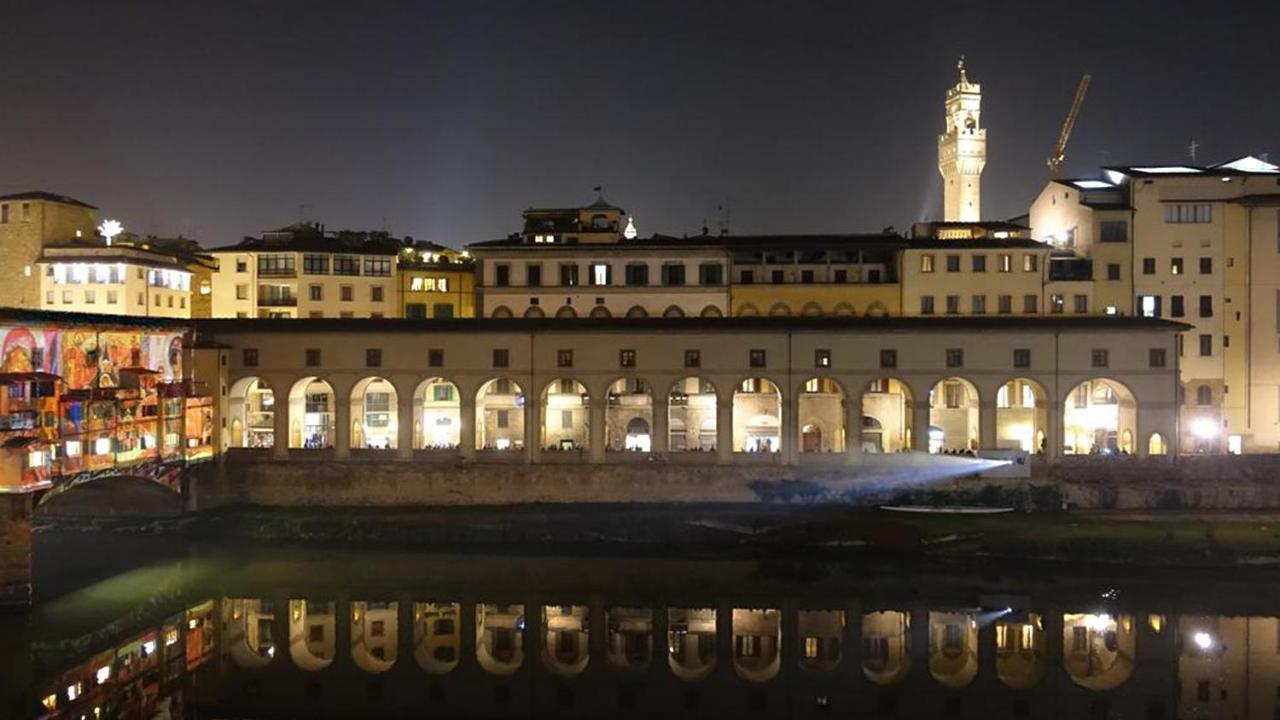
[815, 349, 831, 368]
[834, 269, 847, 283]
[406, 303, 426, 319]
[560, 410, 574, 429]
[1091, 349, 1109, 368]
[1023, 254, 1038, 272]
[1171, 257, 1184, 275]
[589, 263, 612, 286]
[497, 410, 509, 429]
[371, 286, 384, 302]
[1140, 257, 1155, 275]
[1149, 348, 1167, 368]
[364, 257, 391, 277]
[1013, 349, 1031, 368]
[945, 255, 961, 272]
[945, 348, 963, 368]
[625, 264, 649, 286]
[305, 349, 321, 367]
[1048, 294, 1064, 314]
[1095, 220, 1127, 242]
[243, 349, 259, 367]
[432, 384, 453, 402]
[0, 204, 6, 223]
[1196, 680, 1211, 703]
[739, 269, 754, 284]
[1199, 334, 1212, 357]
[1200, 257, 1212, 274]
[1199, 295, 1213, 317]
[749, 349, 766, 367]
[945, 295, 960, 314]
[684, 350, 700, 368]
[699, 263, 724, 285]
[84, 289, 95, 304]
[257, 254, 295, 276]
[495, 264, 511, 287]
[971, 295, 986, 314]
[1196, 385, 1213, 406]
[557, 349, 573, 368]
[559, 263, 580, 286]
[236, 259, 248, 272]
[1164, 203, 1213, 224]
[329, 255, 358, 276]
[972, 255, 986, 272]
[920, 254, 935, 273]
[493, 349, 509, 368]
[920, 295, 935, 315]
[526, 264, 542, 287]
[21, 202, 29, 221]
[340, 285, 353, 302]
[1171, 295, 1185, 317]
[999, 254, 1012, 272]
[880, 349, 897, 368]
[303, 254, 330, 274]
[619, 349, 636, 368]
[44, 290, 53, 305]
[1107, 263, 1121, 280]
[1140, 295, 1162, 317]
[662, 264, 686, 286]
[428, 349, 444, 367]
[1073, 295, 1088, 313]
[236, 284, 248, 300]
[309, 284, 322, 301]
[366, 349, 382, 367]
[998, 295, 1012, 314]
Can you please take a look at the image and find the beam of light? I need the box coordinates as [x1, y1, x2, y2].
[974, 607, 1014, 628]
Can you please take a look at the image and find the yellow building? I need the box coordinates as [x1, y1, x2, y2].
[38, 238, 215, 319]
[396, 242, 476, 319]
[727, 235, 901, 318]
[0, 192, 98, 309]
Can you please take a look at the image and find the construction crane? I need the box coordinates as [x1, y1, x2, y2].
[1047, 74, 1091, 178]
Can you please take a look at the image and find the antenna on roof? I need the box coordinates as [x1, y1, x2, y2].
[1188, 139, 1200, 163]
[717, 204, 731, 237]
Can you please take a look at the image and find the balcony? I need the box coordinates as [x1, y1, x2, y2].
[257, 295, 298, 307]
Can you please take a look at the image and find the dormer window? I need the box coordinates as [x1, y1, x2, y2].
[533, 234, 555, 244]
[591, 214, 608, 230]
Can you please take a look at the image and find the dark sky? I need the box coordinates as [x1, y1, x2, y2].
[3, 1, 1278, 247]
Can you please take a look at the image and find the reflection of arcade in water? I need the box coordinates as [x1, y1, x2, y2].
[27, 552, 1280, 719]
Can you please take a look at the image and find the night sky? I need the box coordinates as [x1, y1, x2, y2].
[3, 1, 1277, 247]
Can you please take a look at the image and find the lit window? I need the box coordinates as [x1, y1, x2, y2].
[94, 437, 112, 456]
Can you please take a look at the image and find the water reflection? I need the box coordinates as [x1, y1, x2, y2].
[20, 545, 1280, 719]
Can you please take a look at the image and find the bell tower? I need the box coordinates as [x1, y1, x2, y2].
[937, 57, 986, 222]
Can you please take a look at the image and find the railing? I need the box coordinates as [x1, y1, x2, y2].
[257, 296, 298, 307]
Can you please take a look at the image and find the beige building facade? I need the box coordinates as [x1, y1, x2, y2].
[37, 242, 214, 319]
[0, 192, 98, 309]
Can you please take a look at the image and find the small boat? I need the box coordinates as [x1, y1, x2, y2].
[879, 505, 1014, 515]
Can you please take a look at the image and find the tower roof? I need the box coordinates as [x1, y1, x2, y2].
[0, 191, 97, 210]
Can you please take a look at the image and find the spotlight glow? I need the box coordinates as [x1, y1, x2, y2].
[1193, 631, 1212, 650]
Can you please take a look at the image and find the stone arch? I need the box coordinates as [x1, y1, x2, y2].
[625, 305, 649, 318]
[928, 376, 980, 453]
[768, 302, 792, 317]
[490, 305, 514, 319]
[929, 610, 979, 689]
[798, 376, 846, 453]
[351, 601, 399, 673]
[699, 304, 723, 318]
[289, 599, 335, 671]
[606, 608, 653, 673]
[668, 608, 716, 681]
[733, 377, 783, 453]
[738, 303, 761, 317]
[861, 378, 914, 453]
[732, 608, 781, 682]
[542, 605, 589, 677]
[865, 301, 889, 317]
[832, 302, 856, 317]
[662, 305, 685, 318]
[227, 376, 274, 449]
[606, 377, 653, 452]
[413, 377, 461, 449]
[862, 610, 911, 685]
[476, 603, 524, 675]
[475, 378, 525, 451]
[1063, 378, 1137, 455]
[668, 376, 718, 452]
[350, 376, 398, 450]
[995, 377, 1048, 453]
[588, 305, 612, 318]
[542, 378, 589, 451]
[800, 301, 824, 317]
[1148, 432, 1167, 455]
[288, 377, 335, 449]
[413, 602, 461, 675]
[1063, 613, 1136, 690]
[225, 598, 276, 669]
[554, 305, 578, 319]
[523, 305, 546, 319]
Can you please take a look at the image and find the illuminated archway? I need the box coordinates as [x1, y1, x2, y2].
[798, 610, 843, 673]
[475, 378, 524, 451]
[929, 377, 979, 453]
[606, 378, 653, 452]
[543, 605, 589, 677]
[588, 305, 611, 318]
[542, 378, 589, 451]
[288, 599, 335, 671]
[606, 608, 652, 673]
[798, 377, 845, 453]
[668, 608, 716, 680]
[476, 603, 524, 675]
[625, 305, 648, 319]
[768, 302, 791, 317]
[227, 377, 274, 449]
[350, 376, 398, 450]
[490, 305, 513, 318]
[351, 601, 398, 673]
[225, 598, 276, 668]
[800, 302, 823, 317]
[832, 302, 856, 317]
[1148, 432, 1167, 455]
[662, 305, 685, 318]
[1063, 379, 1137, 455]
[413, 377, 460, 449]
[668, 377, 717, 452]
[734, 378, 782, 453]
[996, 378, 1047, 453]
[738, 303, 761, 317]
[861, 379, 913, 453]
[929, 610, 978, 688]
[523, 306, 546, 319]
[413, 602, 461, 675]
[1063, 613, 1135, 690]
[700, 305, 723, 318]
[555, 305, 578, 318]
[288, 377, 335, 449]
[996, 614, 1045, 689]
[732, 608, 781, 682]
[862, 610, 911, 685]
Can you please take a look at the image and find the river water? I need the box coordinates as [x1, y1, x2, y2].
[7, 529, 1280, 719]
